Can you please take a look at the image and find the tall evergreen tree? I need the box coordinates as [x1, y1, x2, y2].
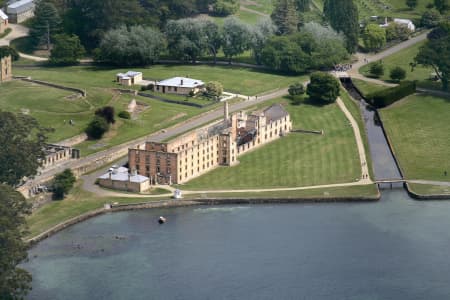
[29, 1, 61, 49]
[323, 0, 359, 53]
[296, 0, 311, 12]
[271, 0, 299, 35]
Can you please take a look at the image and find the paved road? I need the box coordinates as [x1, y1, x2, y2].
[0, 23, 29, 46]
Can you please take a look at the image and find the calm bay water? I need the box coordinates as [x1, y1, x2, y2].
[25, 190, 450, 300]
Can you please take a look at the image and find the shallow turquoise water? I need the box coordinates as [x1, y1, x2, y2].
[25, 190, 450, 299]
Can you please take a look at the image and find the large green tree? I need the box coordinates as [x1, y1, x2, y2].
[212, 0, 240, 16]
[52, 169, 76, 199]
[222, 17, 251, 63]
[0, 112, 49, 186]
[323, 0, 359, 53]
[414, 22, 450, 90]
[96, 26, 165, 66]
[363, 24, 387, 51]
[296, 0, 311, 12]
[406, 0, 418, 9]
[271, 0, 299, 35]
[306, 72, 340, 103]
[29, 1, 61, 49]
[249, 17, 277, 64]
[0, 184, 32, 300]
[49, 34, 85, 65]
[434, 0, 449, 14]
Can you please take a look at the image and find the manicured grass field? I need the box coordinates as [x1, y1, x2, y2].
[352, 78, 388, 97]
[408, 183, 450, 196]
[380, 94, 450, 181]
[15, 64, 304, 96]
[359, 41, 435, 85]
[180, 96, 361, 190]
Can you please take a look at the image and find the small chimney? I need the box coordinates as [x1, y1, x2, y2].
[180, 79, 184, 86]
[224, 101, 229, 121]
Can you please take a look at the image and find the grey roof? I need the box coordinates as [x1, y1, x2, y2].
[99, 172, 149, 183]
[117, 71, 142, 78]
[0, 9, 8, 20]
[7, 0, 34, 15]
[157, 77, 204, 88]
[264, 104, 289, 122]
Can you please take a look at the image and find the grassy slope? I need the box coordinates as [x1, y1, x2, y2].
[180, 96, 361, 190]
[352, 78, 388, 97]
[359, 41, 434, 84]
[408, 183, 450, 196]
[380, 94, 450, 181]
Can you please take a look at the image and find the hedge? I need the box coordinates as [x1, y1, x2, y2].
[366, 81, 416, 108]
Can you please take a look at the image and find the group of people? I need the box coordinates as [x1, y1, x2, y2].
[334, 64, 353, 72]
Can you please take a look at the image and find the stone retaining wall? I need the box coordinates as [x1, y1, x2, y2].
[57, 133, 88, 147]
[17, 77, 86, 97]
[26, 194, 381, 245]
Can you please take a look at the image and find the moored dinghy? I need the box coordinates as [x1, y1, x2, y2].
[158, 216, 167, 224]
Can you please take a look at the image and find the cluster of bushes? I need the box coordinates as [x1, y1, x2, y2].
[85, 106, 115, 139]
[52, 169, 76, 200]
[366, 81, 416, 108]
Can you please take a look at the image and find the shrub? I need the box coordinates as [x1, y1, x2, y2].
[204, 81, 223, 100]
[95, 106, 115, 124]
[53, 169, 76, 200]
[85, 116, 110, 139]
[141, 83, 154, 91]
[421, 10, 441, 28]
[288, 82, 305, 97]
[369, 61, 385, 78]
[390, 66, 407, 82]
[118, 111, 131, 119]
[366, 81, 416, 108]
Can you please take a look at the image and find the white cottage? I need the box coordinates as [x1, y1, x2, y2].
[156, 77, 205, 95]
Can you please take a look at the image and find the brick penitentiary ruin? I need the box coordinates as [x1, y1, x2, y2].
[128, 102, 292, 185]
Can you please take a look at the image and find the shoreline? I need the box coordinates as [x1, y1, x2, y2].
[26, 193, 380, 246]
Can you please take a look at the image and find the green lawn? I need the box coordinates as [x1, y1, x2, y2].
[380, 94, 450, 181]
[352, 78, 388, 97]
[359, 41, 435, 85]
[180, 96, 361, 190]
[408, 183, 450, 196]
[14, 64, 304, 96]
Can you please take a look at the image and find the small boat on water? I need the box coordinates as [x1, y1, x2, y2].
[158, 216, 167, 224]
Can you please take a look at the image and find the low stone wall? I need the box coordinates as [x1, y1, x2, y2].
[405, 183, 450, 200]
[26, 194, 381, 245]
[18, 77, 86, 97]
[57, 133, 88, 147]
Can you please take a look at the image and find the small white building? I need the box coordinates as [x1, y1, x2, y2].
[98, 166, 150, 193]
[156, 77, 205, 95]
[0, 9, 8, 33]
[116, 71, 143, 86]
[6, 0, 35, 23]
[393, 18, 415, 32]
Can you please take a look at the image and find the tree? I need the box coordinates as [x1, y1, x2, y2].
[271, 0, 299, 35]
[323, 0, 359, 53]
[363, 24, 386, 51]
[52, 169, 76, 199]
[261, 34, 311, 73]
[212, 0, 240, 16]
[406, 0, 418, 9]
[0, 112, 49, 186]
[29, 1, 61, 49]
[301, 22, 349, 69]
[390, 66, 407, 82]
[288, 82, 305, 103]
[95, 106, 115, 124]
[0, 184, 32, 299]
[306, 72, 340, 103]
[203, 20, 222, 64]
[85, 116, 110, 139]
[385, 22, 411, 41]
[421, 10, 441, 28]
[434, 0, 449, 14]
[96, 26, 165, 66]
[0, 46, 19, 61]
[370, 61, 385, 78]
[296, 0, 311, 12]
[249, 18, 277, 64]
[414, 22, 450, 90]
[222, 17, 251, 63]
[49, 34, 85, 65]
[204, 81, 223, 100]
